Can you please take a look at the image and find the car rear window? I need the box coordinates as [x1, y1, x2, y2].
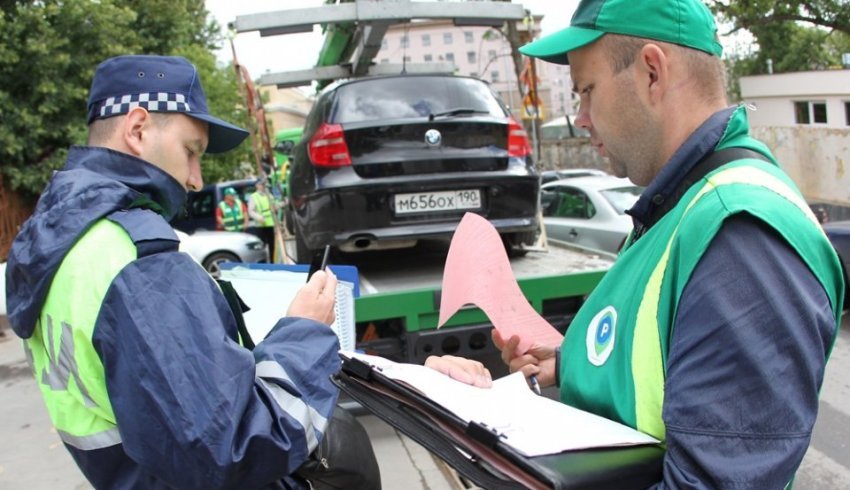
[601, 186, 643, 214]
[331, 76, 506, 123]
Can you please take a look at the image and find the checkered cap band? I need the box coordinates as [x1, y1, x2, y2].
[98, 92, 190, 118]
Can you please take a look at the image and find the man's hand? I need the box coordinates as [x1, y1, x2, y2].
[424, 355, 492, 388]
[492, 330, 560, 388]
[286, 270, 337, 325]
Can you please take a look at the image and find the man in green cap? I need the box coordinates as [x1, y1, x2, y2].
[217, 186, 249, 231]
[427, 0, 844, 486]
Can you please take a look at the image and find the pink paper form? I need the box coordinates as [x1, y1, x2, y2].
[438, 213, 564, 354]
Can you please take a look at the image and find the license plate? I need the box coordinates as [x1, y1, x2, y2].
[394, 189, 481, 215]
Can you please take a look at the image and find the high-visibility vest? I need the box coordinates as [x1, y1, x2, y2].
[250, 192, 274, 226]
[559, 158, 844, 441]
[219, 199, 244, 231]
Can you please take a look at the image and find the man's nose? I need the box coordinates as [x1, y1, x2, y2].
[188, 161, 203, 191]
[575, 105, 591, 130]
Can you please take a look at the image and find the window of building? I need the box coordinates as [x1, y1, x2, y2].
[491, 70, 499, 82]
[846, 101, 850, 126]
[465, 31, 474, 43]
[445, 52, 455, 63]
[380, 58, 389, 64]
[444, 32, 453, 44]
[424, 54, 433, 62]
[467, 51, 476, 63]
[400, 35, 409, 48]
[381, 39, 388, 50]
[470, 72, 478, 78]
[488, 50, 497, 61]
[422, 34, 431, 47]
[794, 101, 828, 124]
[403, 56, 411, 62]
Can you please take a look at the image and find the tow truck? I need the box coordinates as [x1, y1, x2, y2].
[232, 1, 614, 373]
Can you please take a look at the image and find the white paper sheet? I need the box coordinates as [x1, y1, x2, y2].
[343, 352, 658, 457]
[221, 267, 356, 350]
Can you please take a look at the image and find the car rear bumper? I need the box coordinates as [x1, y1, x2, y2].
[294, 177, 539, 250]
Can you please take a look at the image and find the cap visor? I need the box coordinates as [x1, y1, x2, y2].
[189, 113, 250, 154]
[520, 26, 605, 65]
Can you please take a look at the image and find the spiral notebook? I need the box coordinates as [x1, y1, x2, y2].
[219, 264, 357, 350]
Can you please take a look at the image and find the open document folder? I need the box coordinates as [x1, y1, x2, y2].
[342, 352, 657, 458]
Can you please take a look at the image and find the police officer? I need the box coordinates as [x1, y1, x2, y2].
[5, 55, 351, 488]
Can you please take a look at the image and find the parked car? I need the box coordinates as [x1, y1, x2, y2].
[539, 115, 590, 141]
[172, 179, 257, 233]
[540, 168, 608, 185]
[285, 74, 540, 262]
[541, 176, 643, 254]
[175, 229, 268, 277]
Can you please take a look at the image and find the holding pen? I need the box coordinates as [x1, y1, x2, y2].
[529, 374, 542, 396]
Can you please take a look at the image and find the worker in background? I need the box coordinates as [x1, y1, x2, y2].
[4, 54, 350, 488]
[427, 0, 844, 487]
[217, 186, 248, 231]
[248, 179, 277, 258]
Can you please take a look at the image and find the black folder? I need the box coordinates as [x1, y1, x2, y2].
[333, 355, 664, 490]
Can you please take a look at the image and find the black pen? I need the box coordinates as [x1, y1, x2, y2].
[529, 374, 542, 396]
[307, 244, 332, 281]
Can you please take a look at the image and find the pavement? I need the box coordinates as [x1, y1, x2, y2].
[0, 329, 464, 489]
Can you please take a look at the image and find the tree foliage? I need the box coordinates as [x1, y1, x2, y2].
[708, 1, 850, 99]
[710, 0, 850, 35]
[0, 0, 251, 204]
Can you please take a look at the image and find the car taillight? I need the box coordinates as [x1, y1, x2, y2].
[507, 118, 531, 157]
[308, 123, 352, 167]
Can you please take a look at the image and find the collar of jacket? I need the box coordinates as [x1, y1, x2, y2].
[626, 105, 740, 231]
[65, 146, 187, 221]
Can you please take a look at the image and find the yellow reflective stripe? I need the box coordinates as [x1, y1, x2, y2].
[703, 166, 822, 229]
[633, 246, 669, 441]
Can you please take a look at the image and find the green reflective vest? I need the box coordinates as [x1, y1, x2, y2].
[219, 199, 245, 231]
[25, 220, 134, 449]
[250, 192, 274, 227]
[559, 158, 844, 442]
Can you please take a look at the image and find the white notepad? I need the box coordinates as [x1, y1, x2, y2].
[221, 267, 356, 351]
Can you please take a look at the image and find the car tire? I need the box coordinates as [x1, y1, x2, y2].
[503, 231, 536, 258]
[202, 251, 240, 278]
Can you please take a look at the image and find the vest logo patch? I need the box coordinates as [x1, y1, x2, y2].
[586, 306, 617, 366]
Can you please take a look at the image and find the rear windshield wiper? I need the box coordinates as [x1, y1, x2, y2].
[428, 108, 490, 121]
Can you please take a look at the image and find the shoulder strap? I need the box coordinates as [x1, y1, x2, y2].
[106, 209, 179, 258]
[636, 148, 771, 238]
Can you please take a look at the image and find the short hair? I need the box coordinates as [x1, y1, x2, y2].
[598, 34, 727, 103]
[86, 111, 173, 146]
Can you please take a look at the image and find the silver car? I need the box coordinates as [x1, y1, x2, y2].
[175, 229, 269, 277]
[541, 176, 644, 254]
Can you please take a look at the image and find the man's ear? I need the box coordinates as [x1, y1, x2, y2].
[635, 43, 668, 105]
[122, 107, 152, 157]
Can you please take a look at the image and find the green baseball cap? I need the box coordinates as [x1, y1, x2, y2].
[224, 187, 237, 196]
[520, 0, 722, 65]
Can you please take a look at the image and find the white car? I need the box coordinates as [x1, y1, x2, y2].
[175, 229, 269, 277]
[541, 176, 644, 254]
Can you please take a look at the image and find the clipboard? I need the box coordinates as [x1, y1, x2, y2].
[332, 355, 664, 490]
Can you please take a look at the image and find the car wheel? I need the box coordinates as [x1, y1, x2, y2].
[503, 231, 536, 258]
[203, 251, 240, 278]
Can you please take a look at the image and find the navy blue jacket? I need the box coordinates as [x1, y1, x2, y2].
[6, 147, 340, 489]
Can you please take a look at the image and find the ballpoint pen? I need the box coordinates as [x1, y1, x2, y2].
[529, 374, 542, 396]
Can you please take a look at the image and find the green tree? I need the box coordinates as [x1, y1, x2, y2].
[710, 0, 850, 35]
[0, 0, 251, 205]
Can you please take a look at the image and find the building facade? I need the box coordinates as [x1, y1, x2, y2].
[373, 18, 577, 121]
[740, 70, 850, 207]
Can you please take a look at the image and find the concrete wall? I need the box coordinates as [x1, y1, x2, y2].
[752, 126, 850, 205]
[537, 138, 610, 173]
